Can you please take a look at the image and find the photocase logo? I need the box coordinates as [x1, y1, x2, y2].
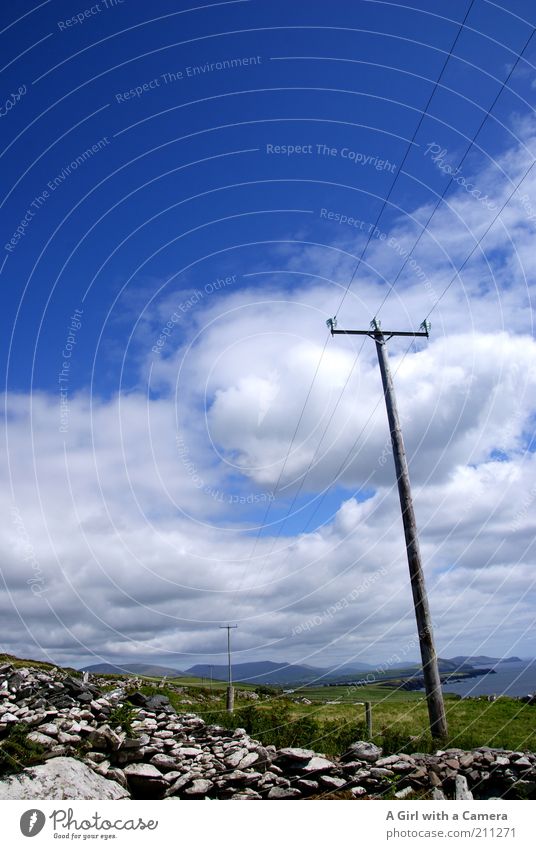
[20, 809, 46, 837]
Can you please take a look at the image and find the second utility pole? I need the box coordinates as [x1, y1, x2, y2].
[220, 624, 237, 713]
[328, 317, 448, 739]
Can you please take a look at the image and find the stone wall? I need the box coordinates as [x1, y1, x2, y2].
[0, 662, 534, 800]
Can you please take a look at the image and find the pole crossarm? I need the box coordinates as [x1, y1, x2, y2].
[326, 317, 431, 341]
[331, 329, 429, 337]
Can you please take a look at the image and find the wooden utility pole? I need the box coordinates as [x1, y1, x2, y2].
[220, 624, 237, 712]
[327, 317, 448, 739]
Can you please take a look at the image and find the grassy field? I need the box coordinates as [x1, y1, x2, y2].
[293, 683, 424, 703]
[286, 693, 536, 752]
[137, 675, 536, 755]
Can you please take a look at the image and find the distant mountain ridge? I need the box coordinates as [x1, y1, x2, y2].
[185, 660, 374, 685]
[80, 662, 182, 677]
[449, 656, 523, 666]
[79, 656, 527, 685]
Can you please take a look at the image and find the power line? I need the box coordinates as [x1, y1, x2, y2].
[233, 0, 475, 585]
[305, 143, 536, 533]
[247, 333, 331, 560]
[374, 25, 535, 318]
[241, 343, 364, 592]
[425, 154, 536, 320]
[302, 143, 536, 534]
[256, 15, 535, 552]
[301, 338, 416, 534]
[333, 0, 476, 321]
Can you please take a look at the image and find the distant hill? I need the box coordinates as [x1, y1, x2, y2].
[329, 662, 375, 674]
[80, 662, 183, 677]
[186, 660, 375, 685]
[79, 656, 521, 685]
[449, 656, 522, 666]
[186, 661, 335, 685]
[186, 661, 315, 684]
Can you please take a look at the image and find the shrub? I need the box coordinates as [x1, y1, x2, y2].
[108, 704, 137, 736]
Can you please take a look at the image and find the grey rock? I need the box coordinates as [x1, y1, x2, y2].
[296, 778, 319, 792]
[277, 747, 316, 762]
[150, 753, 179, 771]
[256, 771, 279, 787]
[87, 725, 122, 751]
[175, 747, 201, 757]
[390, 761, 414, 773]
[27, 732, 57, 749]
[267, 785, 301, 799]
[225, 748, 249, 768]
[394, 786, 415, 799]
[432, 788, 446, 800]
[162, 771, 182, 783]
[376, 755, 400, 767]
[342, 741, 382, 763]
[238, 752, 259, 770]
[124, 762, 164, 779]
[184, 779, 213, 796]
[166, 772, 195, 795]
[351, 786, 367, 797]
[429, 772, 443, 788]
[123, 763, 167, 798]
[57, 731, 81, 745]
[455, 774, 473, 800]
[0, 757, 129, 799]
[301, 756, 335, 773]
[370, 767, 394, 778]
[319, 775, 347, 790]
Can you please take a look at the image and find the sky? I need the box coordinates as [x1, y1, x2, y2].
[1, 0, 536, 673]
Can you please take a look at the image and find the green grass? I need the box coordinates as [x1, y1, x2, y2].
[133, 672, 536, 756]
[0, 724, 46, 775]
[165, 676, 256, 690]
[296, 683, 423, 703]
[148, 682, 534, 756]
[286, 692, 536, 753]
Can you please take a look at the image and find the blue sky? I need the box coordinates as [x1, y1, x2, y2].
[2, 0, 536, 669]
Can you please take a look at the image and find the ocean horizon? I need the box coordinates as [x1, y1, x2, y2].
[441, 661, 536, 698]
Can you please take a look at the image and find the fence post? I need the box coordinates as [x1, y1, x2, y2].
[365, 702, 372, 738]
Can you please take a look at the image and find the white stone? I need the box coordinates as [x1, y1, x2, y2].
[0, 757, 129, 799]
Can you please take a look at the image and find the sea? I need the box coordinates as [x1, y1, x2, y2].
[440, 661, 536, 698]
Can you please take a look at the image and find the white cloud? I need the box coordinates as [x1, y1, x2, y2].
[2, 117, 536, 668]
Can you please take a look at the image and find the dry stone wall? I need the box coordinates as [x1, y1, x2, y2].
[0, 662, 534, 800]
